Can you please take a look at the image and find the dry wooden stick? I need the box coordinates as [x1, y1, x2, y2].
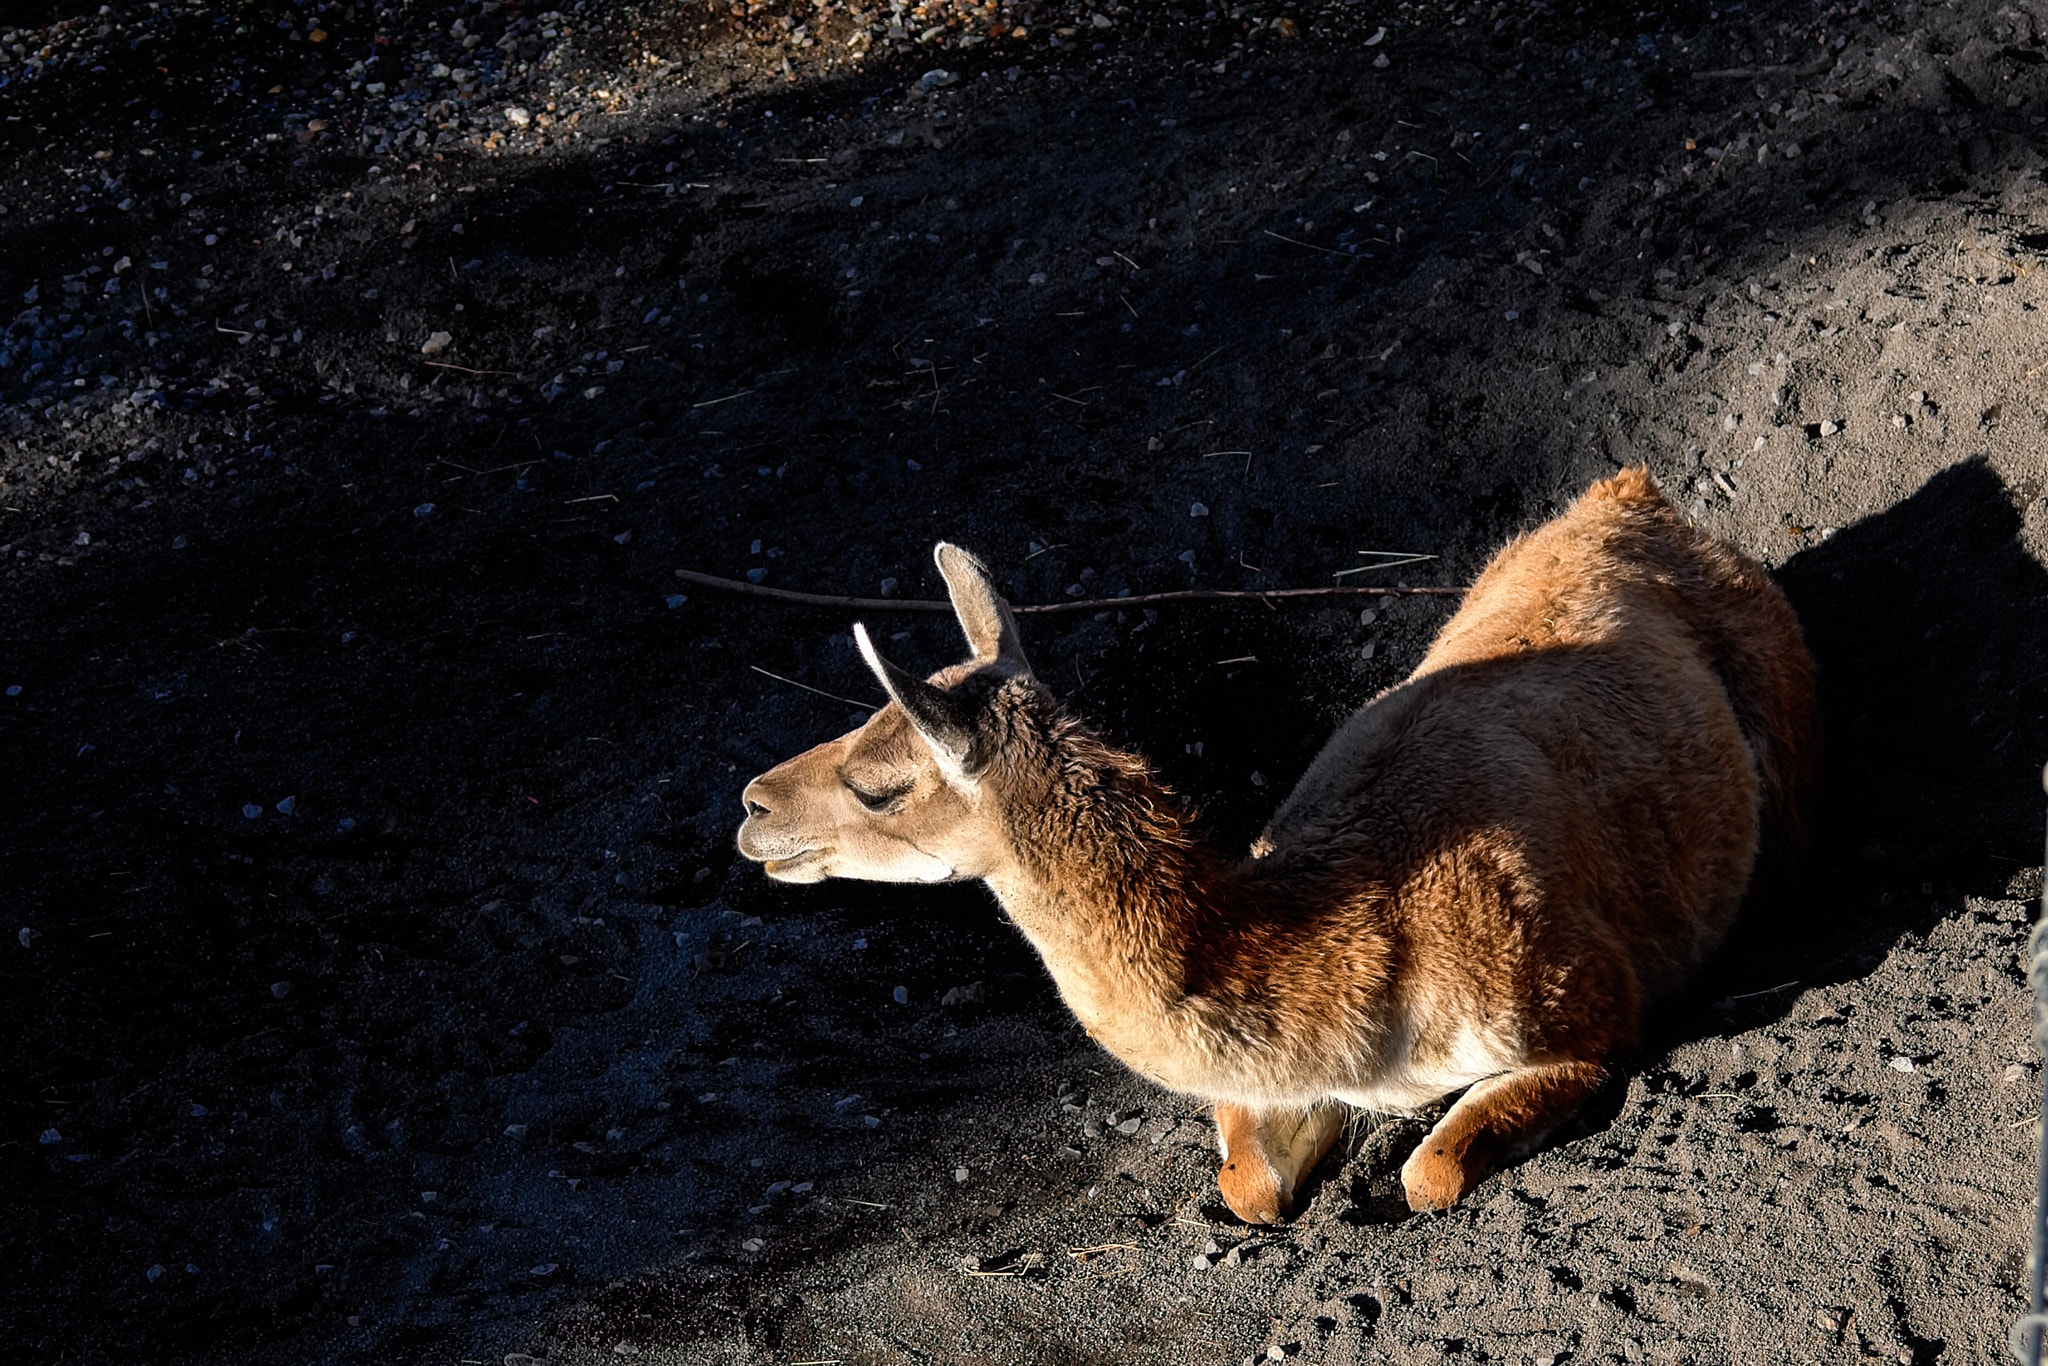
[674, 569, 1463, 615]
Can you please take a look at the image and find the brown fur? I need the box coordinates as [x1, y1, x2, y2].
[735, 471, 1817, 1220]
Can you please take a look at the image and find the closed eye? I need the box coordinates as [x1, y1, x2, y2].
[846, 781, 909, 813]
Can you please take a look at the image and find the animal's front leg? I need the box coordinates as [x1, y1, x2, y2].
[1400, 1059, 1607, 1211]
[1214, 1102, 1346, 1224]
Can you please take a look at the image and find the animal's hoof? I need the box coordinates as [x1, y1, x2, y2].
[1217, 1157, 1286, 1225]
[1399, 1144, 1474, 1212]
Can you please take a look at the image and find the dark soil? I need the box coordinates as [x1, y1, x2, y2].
[4, 0, 2048, 1362]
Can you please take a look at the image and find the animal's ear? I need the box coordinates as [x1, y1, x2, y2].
[852, 622, 978, 773]
[933, 542, 1032, 675]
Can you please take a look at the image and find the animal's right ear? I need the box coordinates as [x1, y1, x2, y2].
[933, 542, 1032, 676]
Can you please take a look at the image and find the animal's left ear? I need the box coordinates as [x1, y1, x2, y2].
[934, 542, 1033, 677]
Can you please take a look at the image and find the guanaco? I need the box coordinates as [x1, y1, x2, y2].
[736, 469, 1816, 1222]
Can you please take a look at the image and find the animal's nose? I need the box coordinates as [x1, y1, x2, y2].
[740, 781, 771, 818]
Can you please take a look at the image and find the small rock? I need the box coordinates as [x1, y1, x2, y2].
[1818, 419, 1840, 436]
[504, 1124, 530, 1139]
[1114, 1116, 1142, 1135]
[39, 1128, 61, 1145]
[955, 1167, 970, 1182]
[414, 503, 436, 518]
[275, 796, 295, 815]
[893, 985, 909, 1004]
[879, 577, 899, 597]
[1190, 501, 1210, 517]
[147, 1264, 164, 1282]
[18, 928, 38, 948]
[1889, 1056, 1916, 1073]
[742, 1237, 765, 1252]
[420, 331, 454, 356]
[529, 1263, 557, 1277]
[862, 1114, 881, 1128]
[504, 106, 533, 127]
[242, 803, 263, 820]
[1192, 1251, 1215, 1270]
[1084, 1120, 1104, 1138]
[666, 594, 688, 610]
[269, 981, 291, 998]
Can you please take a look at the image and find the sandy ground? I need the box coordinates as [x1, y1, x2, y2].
[4, 0, 2048, 1361]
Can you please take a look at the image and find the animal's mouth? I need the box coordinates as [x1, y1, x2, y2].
[761, 848, 827, 879]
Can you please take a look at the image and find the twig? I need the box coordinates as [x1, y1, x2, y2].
[749, 665, 879, 710]
[676, 569, 1463, 614]
[1263, 229, 1348, 258]
[424, 360, 520, 376]
[693, 388, 756, 409]
[1066, 1242, 1138, 1260]
[1720, 980, 1801, 1003]
[1333, 553, 1437, 578]
[1692, 54, 1835, 80]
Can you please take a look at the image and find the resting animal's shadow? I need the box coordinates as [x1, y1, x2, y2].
[1673, 454, 2048, 1040]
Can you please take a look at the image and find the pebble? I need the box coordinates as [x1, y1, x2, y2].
[879, 577, 899, 596]
[39, 1128, 61, 1145]
[4, 685, 19, 697]
[420, 331, 454, 356]
[863, 1114, 881, 1128]
[893, 985, 909, 1004]
[18, 928, 38, 948]
[1190, 501, 1210, 517]
[528, 1263, 557, 1278]
[1819, 419, 1840, 436]
[275, 796, 295, 815]
[270, 981, 291, 998]
[414, 503, 436, 518]
[504, 106, 533, 128]
[504, 1124, 529, 1139]
[147, 1264, 164, 1282]
[242, 804, 262, 820]
[666, 594, 688, 610]
[1114, 1117, 1142, 1135]
[1889, 1056, 1916, 1072]
[954, 1166, 970, 1182]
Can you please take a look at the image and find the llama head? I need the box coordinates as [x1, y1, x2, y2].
[735, 543, 1036, 884]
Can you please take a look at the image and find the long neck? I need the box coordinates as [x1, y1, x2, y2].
[978, 723, 1238, 1036]
[973, 708, 1399, 1099]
